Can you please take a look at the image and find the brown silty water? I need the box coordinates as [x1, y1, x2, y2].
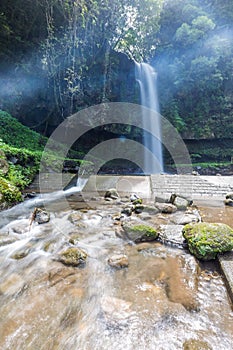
[0, 189, 232, 350]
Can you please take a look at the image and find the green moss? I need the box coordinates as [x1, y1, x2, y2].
[0, 177, 22, 205]
[58, 247, 87, 266]
[123, 224, 159, 243]
[183, 222, 233, 260]
[132, 198, 143, 205]
[0, 110, 46, 152]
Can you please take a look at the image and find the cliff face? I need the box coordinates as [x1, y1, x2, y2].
[0, 51, 138, 136]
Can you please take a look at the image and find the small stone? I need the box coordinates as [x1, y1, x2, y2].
[132, 198, 143, 205]
[58, 247, 87, 266]
[108, 254, 129, 268]
[226, 192, 233, 200]
[121, 206, 133, 216]
[104, 188, 119, 200]
[134, 204, 144, 214]
[11, 247, 31, 260]
[224, 198, 233, 206]
[34, 208, 50, 224]
[130, 193, 140, 202]
[105, 197, 113, 202]
[155, 202, 177, 214]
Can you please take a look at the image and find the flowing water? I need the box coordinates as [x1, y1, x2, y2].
[0, 186, 232, 349]
[135, 62, 163, 174]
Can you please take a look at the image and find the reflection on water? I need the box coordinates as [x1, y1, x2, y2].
[0, 193, 232, 349]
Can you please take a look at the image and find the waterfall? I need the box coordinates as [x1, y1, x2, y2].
[135, 62, 163, 174]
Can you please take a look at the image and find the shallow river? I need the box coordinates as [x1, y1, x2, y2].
[0, 190, 232, 350]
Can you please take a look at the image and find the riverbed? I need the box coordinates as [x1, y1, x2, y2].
[0, 190, 232, 349]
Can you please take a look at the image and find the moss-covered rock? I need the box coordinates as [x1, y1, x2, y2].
[0, 177, 23, 207]
[123, 223, 159, 243]
[182, 222, 233, 260]
[58, 247, 87, 266]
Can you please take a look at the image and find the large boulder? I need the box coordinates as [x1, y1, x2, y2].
[182, 222, 233, 260]
[122, 223, 159, 243]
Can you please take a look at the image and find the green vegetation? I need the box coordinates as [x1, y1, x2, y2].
[0, 111, 43, 207]
[0, 1, 232, 173]
[0, 110, 90, 208]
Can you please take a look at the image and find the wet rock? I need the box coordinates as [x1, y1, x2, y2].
[0, 273, 25, 295]
[132, 198, 143, 205]
[154, 195, 170, 203]
[105, 197, 113, 202]
[11, 246, 32, 260]
[183, 339, 212, 350]
[104, 188, 119, 200]
[169, 193, 193, 210]
[24, 192, 37, 199]
[159, 225, 185, 245]
[121, 205, 134, 216]
[122, 223, 159, 243]
[130, 193, 139, 201]
[192, 171, 200, 176]
[135, 204, 159, 215]
[11, 224, 29, 234]
[0, 235, 18, 246]
[68, 213, 82, 224]
[171, 210, 201, 225]
[138, 212, 152, 221]
[226, 192, 233, 200]
[58, 247, 87, 267]
[100, 296, 132, 323]
[134, 204, 144, 214]
[68, 234, 79, 245]
[155, 202, 177, 214]
[33, 208, 50, 224]
[108, 254, 129, 268]
[224, 198, 233, 206]
[183, 222, 233, 260]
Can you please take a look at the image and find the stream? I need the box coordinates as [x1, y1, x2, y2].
[0, 185, 232, 350]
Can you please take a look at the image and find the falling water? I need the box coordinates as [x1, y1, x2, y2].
[136, 62, 163, 174]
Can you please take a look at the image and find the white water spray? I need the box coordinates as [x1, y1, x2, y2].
[136, 62, 163, 174]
